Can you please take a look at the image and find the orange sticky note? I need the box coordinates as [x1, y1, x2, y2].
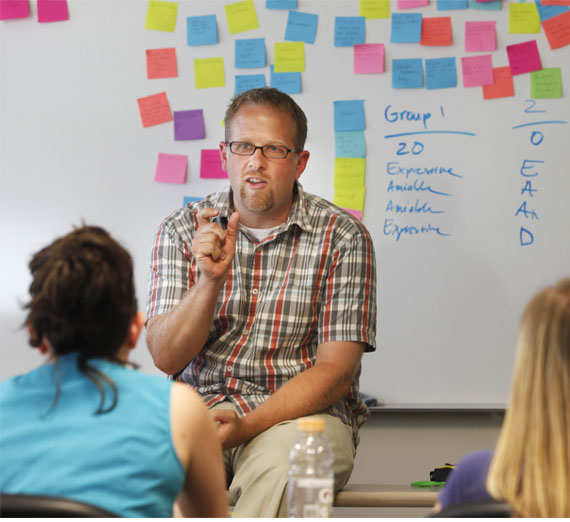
[483, 66, 515, 100]
[542, 11, 570, 49]
[540, 0, 570, 5]
[137, 92, 173, 128]
[421, 17, 452, 46]
[146, 48, 178, 79]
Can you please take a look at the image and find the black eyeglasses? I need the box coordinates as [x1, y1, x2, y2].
[227, 141, 300, 159]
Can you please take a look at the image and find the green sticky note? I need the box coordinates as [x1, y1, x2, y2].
[334, 158, 366, 189]
[411, 481, 446, 487]
[194, 58, 225, 89]
[360, 0, 390, 19]
[334, 185, 365, 212]
[531, 68, 562, 99]
[145, 0, 178, 32]
[274, 42, 305, 72]
[224, 0, 259, 35]
[509, 3, 540, 34]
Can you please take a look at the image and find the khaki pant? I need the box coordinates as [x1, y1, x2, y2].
[211, 402, 356, 518]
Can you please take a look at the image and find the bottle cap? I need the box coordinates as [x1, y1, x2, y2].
[297, 417, 325, 431]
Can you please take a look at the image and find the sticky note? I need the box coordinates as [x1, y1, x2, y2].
[174, 110, 205, 141]
[137, 92, 172, 128]
[398, 0, 428, 9]
[343, 208, 362, 221]
[354, 43, 385, 73]
[334, 158, 366, 188]
[334, 186, 365, 212]
[460, 54, 493, 87]
[509, 3, 541, 33]
[392, 58, 424, 88]
[437, 0, 468, 10]
[334, 100, 365, 132]
[235, 73, 266, 94]
[274, 41, 304, 72]
[506, 40, 542, 75]
[183, 196, 202, 207]
[0, 0, 29, 20]
[146, 48, 177, 79]
[465, 21, 496, 51]
[530, 67, 562, 98]
[194, 57, 225, 88]
[391, 13, 422, 43]
[469, 0, 500, 10]
[541, 0, 570, 5]
[535, 0, 568, 22]
[483, 66, 515, 99]
[200, 149, 227, 179]
[335, 131, 366, 158]
[425, 57, 457, 89]
[224, 0, 258, 35]
[145, 0, 178, 32]
[187, 15, 218, 45]
[542, 10, 570, 49]
[285, 10, 319, 44]
[38, 0, 68, 22]
[360, 0, 391, 19]
[334, 16, 366, 46]
[235, 38, 266, 68]
[155, 153, 187, 184]
[266, 0, 296, 8]
[420, 16, 452, 45]
[270, 64, 301, 94]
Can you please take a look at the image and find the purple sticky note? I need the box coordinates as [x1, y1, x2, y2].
[461, 54, 494, 87]
[37, 0, 69, 22]
[200, 149, 227, 179]
[155, 153, 188, 184]
[0, 0, 29, 20]
[174, 109, 205, 141]
[507, 40, 542, 76]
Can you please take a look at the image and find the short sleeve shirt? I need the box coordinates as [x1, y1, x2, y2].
[147, 182, 377, 444]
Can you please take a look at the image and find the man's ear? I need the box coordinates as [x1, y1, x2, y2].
[127, 312, 146, 350]
[295, 150, 310, 180]
[219, 141, 229, 172]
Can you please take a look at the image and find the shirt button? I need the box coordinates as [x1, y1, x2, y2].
[227, 365, 233, 372]
[252, 288, 259, 295]
[243, 329, 249, 335]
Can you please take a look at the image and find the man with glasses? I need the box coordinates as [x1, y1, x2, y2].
[146, 88, 377, 517]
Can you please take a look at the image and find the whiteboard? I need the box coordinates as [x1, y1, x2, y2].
[1, 0, 569, 406]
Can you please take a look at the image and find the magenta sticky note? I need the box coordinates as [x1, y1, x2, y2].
[174, 110, 205, 140]
[343, 208, 362, 221]
[154, 153, 188, 184]
[507, 40, 542, 75]
[461, 54, 494, 87]
[200, 149, 227, 179]
[354, 44, 385, 74]
[465, 21, 496, 52]
[37, 0, 68, 22]
[397, 0, 428, 8]
[0, 0, 29, 20]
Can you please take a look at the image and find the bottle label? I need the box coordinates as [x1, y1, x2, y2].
[288, 477, 333, 518]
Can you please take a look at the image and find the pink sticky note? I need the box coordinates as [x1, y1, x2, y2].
[354, 44, 385, 74]
[200, 149, 227, 179]
[155, 153, 187, 184]
[137, 92, 172, 128]
[397, 0, 428, 8]
[465, 21, 496, 52]
[343, 208, 362, 221]
[146, 48, 178, 79]
[506, 40, 542, 75]
[37, 0, 68, 22]
[461, 54, 494, 87]
[0, 0, 29, 20]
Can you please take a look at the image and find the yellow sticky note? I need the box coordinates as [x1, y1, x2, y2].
[360, 0, 390, 20]
[334, 185, 366, 212]
[509, 3, 540, 34]
[274, 42, 305, 73]
[334, 158, 366, 189]
[145, 0, 178, 32]
[224, 0, 259, 35]
[194, 58, 225, 89]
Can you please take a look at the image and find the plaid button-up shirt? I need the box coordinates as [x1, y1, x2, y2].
[147, 183, 377, 444]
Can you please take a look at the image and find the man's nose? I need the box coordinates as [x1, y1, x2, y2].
[247, 147, 267, 168]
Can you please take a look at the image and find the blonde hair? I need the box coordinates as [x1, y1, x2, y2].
[486, 278, 570, 517]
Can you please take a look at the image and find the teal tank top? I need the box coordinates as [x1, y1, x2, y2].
[0, 354, 185, 517]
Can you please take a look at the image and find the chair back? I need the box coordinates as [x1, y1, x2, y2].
[430, 498, 512, 518]
[0, 493, 118, 518]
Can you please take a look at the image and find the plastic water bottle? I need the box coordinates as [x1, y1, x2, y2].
[287, 417, 334, 518]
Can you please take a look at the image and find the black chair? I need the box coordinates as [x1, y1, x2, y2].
[0, 493, 118, 518]
[429, 498, 512, 518]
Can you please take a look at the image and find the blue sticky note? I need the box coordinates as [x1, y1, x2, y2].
[235, 74, 266, 94]
[391, 13, 422, 43]
[335, 131, 366, 158]
[334, 100, 365, 132]
[183, 196, 202, 207]
[469, 0, 501, 11]
[437, 0, 467, 10]
[334, 17, 365, 47]
[235, 38, 266, 68]
[392, 58, 424, 89]
[270, 65, 301, 94]
[425, 57, 457, 89]
[187, 15, 218, 46]
[285, 11, 319, 44]
[534, 0, 568, 21]
[266, 0, 297, 8]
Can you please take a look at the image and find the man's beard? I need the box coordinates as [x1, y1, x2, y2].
[239, 183, 273, 212]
